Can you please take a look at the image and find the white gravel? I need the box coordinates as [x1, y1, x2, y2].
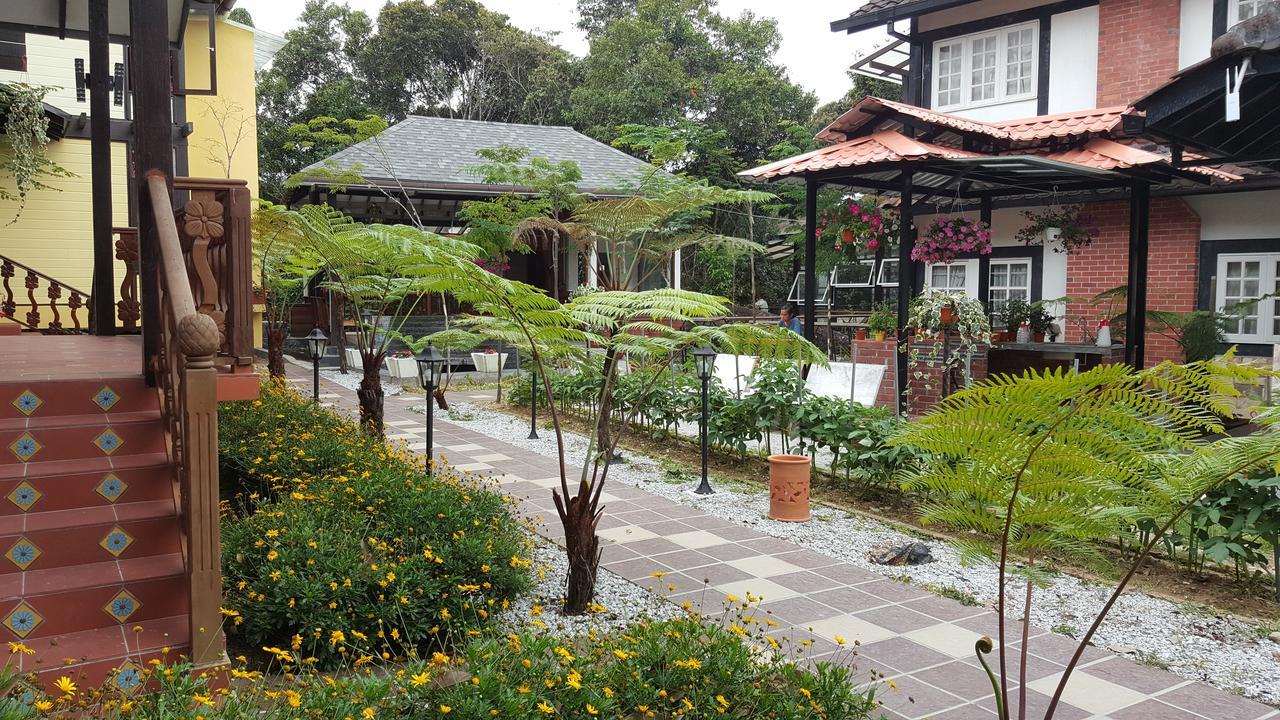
[439, 399, 1280, 704]
[318, 367, 404, 396]
[498, 539, 680, 637]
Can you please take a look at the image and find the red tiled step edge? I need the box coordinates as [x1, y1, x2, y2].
[17, 614, 190, 687]
[0, 461, 173, 516]
[0, 451, 170, 482]
[0, 500, 180, 564]
[0, 415, 166, 466]
[0, 552, 184, 601]
[0, 573, 187, 641]
[0, 377, 155, 421]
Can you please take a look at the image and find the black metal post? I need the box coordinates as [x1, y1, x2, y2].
[1125, 181, 1150, 369]
[312, 355, 321, 402]
[803, 178, 818, 342]
[89, 0, 114, 336]
[527, 368, 539, 440]
[425, 378, 436, 469]
[131, 0, 172, 384]
[694, 374, 712, 495]
[896, 170, 916, 416]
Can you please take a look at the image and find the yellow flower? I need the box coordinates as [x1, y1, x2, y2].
[612, 648, 630, 660]
[363, 708, 376, 719]
[33, 701, 52, 712]
[537, 701, 554, 714]
[7, 642, 33, 655]
[286, 690, 302, 708]
[194, 694, 215, 707]
[439, 705, 452, 714]
[411, 672, 430, 687]
[330, 630, 346, 646]
[586, 704, 598, 716]
[53, 676, 76, 696]
[834, 635, 846, 646]
[716, 695, 730, 708]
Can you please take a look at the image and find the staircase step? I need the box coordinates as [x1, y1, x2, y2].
[1, 552, 184, 600]
[0, 451, 171, 482]
[0, 409, 161, 432]
[0, 377, 156, 421]
[17, 614, 190, 691]
[0, 414, 166, 466]
[0, 499, 180, 570]
[0, 460, 173, 516]
[0, 572, 187, 642]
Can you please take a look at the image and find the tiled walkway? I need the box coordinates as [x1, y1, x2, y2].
[281, 368, 1277, 720]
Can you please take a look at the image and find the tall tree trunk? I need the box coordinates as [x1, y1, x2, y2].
[434, 387, 448, 411]
[266, 325, 286, 379]
[557, 487, 601, 614]
[595, 348, 620, 464]
[358, 352, 385, 438]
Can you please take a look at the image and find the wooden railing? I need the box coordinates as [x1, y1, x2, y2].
[0, 255, 90, 332]
[114, 226, 141, 332]
[146, 171, 224, 668]
[171, 177, 254, 371]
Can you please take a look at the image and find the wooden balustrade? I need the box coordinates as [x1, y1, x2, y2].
[145, 170, 224, 668]
[0, 255, 90, 333]
[114, 227, 141, 332]
[173, 177, 254, 370]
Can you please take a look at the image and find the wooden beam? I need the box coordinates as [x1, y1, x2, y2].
[1125, 182, 1150, 368]
[89, 0, 114, 336]
[132, 0, 173, 382]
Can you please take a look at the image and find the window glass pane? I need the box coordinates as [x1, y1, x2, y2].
[1006, 27, 1034, 96]
[1222, 259, 1263, 335]
[931, 265, 950, 287]
[1009, 263, 1029, 287]
[936, 43, 963, 107]
[949, 265, 967, 287]
[991, 264, 1008, 286]
[1239, 0, 1260, 21]
[970, 36, 997, 102]
[879, 259, 899, 286]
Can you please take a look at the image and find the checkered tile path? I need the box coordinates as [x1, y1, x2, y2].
[284, 369, 1277, 720]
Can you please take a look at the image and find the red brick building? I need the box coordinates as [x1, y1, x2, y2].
[743, 0, 1280, 411]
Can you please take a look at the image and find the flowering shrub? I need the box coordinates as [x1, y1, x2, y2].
[474, 257, 511, 275]
[5, 605, 882, 719]
[817, 196, 896, 254]
[219, 381, 532, 667]
[913, 216, 992, 265]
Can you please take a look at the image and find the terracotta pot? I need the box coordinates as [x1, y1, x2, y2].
[1033, 332, 1045, 342]
[841, 228, 855, 243]
[939, 305, 956, 325]
[872, 331, 887, 342]
[768, 454, 812, 522]
[855, 328, 867, 340]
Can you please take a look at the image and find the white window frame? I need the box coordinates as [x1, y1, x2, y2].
[831, 259, 877, 288]
[1215, 253, 1273, 342]
[877, 258, 900, 287]
[787, 271, 832, 306]
[1230, 0, 1263, 24]
[925, 259, 980, 298]
[988, 258, 1033, 314]
[931, 21, 1039, 112]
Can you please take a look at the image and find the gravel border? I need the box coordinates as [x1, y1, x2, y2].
[439, 399, 1280, 704]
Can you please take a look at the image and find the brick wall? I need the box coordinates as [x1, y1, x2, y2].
[1096, 0, 1183, 106]
[849, 338, 991, 416]
[1064, 198, 1201, 366]
[850, 338, 899, 408]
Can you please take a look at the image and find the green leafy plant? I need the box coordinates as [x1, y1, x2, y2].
[905, 292, 991, 406]
[893, 358, 1280, 720]
[251, 202, 321, 378]
[218, 381, 530, 667]
[1000, 296, 1030, 335]
[1014, 205, 1098, 254]
[866, 301, 897, 337]
[0, 83, 74, 223]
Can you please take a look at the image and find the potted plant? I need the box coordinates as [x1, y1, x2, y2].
[817, 195, 896, 254]
[866, 302, 897, 341]
[914, 216, 993, 265]
[855, 327, 868, 341]
[1028, 304, 1055, 342]
[1015, 204, 1098, 254]
[905, 292, 991, 405]
[767, 453, 812, 522]
[471, 347, 509, 374]
[999, 296, 1031, 342]
[384, 349, 419, 381]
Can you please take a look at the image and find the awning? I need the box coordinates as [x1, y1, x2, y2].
[850, 38, 910, 84]
[0, 0, 191, 43]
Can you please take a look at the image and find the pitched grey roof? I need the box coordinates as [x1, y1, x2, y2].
[296, 116, 660, 196]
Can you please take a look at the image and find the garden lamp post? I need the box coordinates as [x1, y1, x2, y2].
[304, 328, 328, 402]
[416, 344, 446, 469]
[691, 345, 716, 495]
[527, 366, 540, 440]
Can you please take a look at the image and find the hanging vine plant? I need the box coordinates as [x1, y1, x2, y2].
[0, 83, 73, 222]
[1014, 204, 1098, 253]
[904, 291, 991, 407]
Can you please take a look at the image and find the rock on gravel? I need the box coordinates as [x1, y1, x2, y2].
[440, 399, 1280, 705]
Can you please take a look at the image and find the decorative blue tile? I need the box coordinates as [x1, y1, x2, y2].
[11, 390, 41, 417]
[6, 483, 41, 512]
[3, 603, 42, 638]
[113, 660, 144, 694]
[93, 429, 123, 456]
[100, 527, 133, 557]
[95, 473, 127, 503]
[7, 434, 40, 463]
[93, 386, 120, 412]
[103, 589, 140, 622]
[4, 538, 40, 570]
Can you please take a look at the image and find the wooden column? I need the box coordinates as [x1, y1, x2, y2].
[89, 0, 114, 335]
[896, 171, 916, 416]
[803, 178, 818, 342]
[1125, 181, 1150, 368]
[131, 0, 173, 381]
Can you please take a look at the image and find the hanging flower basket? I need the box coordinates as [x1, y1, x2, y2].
[1014, 205, 1098, 253]
[818, 197, 897, 255]
[914, 216, 992, 265]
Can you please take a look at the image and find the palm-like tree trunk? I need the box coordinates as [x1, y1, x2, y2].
[266, 325, 287, 379]
[358, 352, 385, 437]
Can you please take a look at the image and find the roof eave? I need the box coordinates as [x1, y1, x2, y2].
[830, 0, 980, 34]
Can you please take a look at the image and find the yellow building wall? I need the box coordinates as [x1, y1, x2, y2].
[0, 140, 129, 330]
[184, 18, 260, 197]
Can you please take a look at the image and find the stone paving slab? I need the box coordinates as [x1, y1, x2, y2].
[280, 370, 1278, 720]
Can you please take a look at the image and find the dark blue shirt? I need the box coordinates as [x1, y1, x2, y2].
[780, 316, 801, 334]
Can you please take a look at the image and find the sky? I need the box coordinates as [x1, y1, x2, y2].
[235, 0, 889, 103]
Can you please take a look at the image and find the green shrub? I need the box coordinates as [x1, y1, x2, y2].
[219, 380, 532, 667]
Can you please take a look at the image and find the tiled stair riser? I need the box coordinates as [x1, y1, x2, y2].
[0, 514, 181, 571]
[0, 418, 165, 465]
[0, 464, 172, 515]
[1, 379, 154, 421]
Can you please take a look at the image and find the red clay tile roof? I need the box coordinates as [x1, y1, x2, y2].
[817, 97, 1005, 142]
[997, 107, 1129, 141]
[740, 130, 984, 180]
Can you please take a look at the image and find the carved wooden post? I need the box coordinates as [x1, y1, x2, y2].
[227, 185, 253, 366]
[177, 312, 225, 668]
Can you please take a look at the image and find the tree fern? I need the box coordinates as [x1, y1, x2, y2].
[892, 357, 1280, 720]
